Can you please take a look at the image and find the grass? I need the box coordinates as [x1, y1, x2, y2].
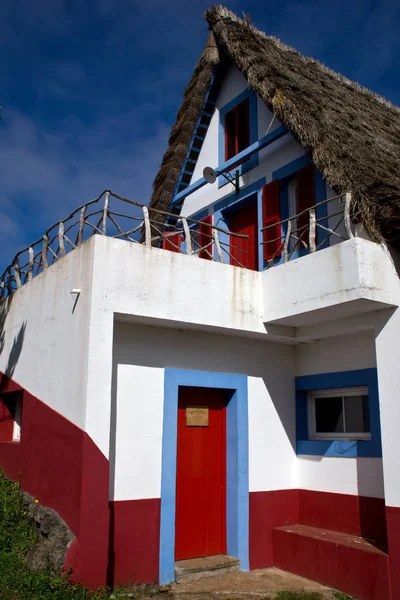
[0, 472, 115, 599]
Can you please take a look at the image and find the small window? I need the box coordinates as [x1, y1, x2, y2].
[225, 99, 250, 161]
[0, 392, 22, 442]
[308, 387, 370, 441]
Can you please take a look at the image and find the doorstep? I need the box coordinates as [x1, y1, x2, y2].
[175, 555, 240, 582]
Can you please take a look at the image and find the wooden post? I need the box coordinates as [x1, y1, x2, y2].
[344, 192, 354, 239]
[27, 247, 34, 281]
[102, 192, 109, 235]
[213, 228, 225, 263]
[283, 219, 291, 262]
[77, 206, 86, 245]
[142, 206, 151, 247]
[182, 218, 192, 255]
[58, 222, 66, 257]
[13, 258, 21, 289]
[42, 235, 49, 269]
[309, 209, 316, 252]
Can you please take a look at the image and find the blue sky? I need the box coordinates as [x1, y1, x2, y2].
[1, 0, 399, 272]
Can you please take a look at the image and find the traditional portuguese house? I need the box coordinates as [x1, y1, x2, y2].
[1, 6, 400, 600]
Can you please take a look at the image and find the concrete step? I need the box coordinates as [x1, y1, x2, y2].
[175, 554, 240, 582]
[273, 523, 390, 600]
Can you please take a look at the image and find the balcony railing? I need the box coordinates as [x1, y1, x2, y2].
[0, 190, 248, 299]
[261, 192, 354, 267]
[0, 190, 356, 299]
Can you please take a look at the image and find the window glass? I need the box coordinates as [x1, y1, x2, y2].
[344, 394, 370, 433]
[309, 387, 370, 441]
[315, 396, 344, 433]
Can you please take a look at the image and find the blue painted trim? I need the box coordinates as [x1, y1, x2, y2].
[172, 69, 218, 200]
[159, 370, 249, 584]
[272, 154, 311, 181]
[172, 126, 287, 207]
[214, 178, 266, 213]
[218, 89, 258, 188]
[295, 369, 382, 458]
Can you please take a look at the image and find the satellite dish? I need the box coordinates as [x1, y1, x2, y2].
[203, 166, 217, 184]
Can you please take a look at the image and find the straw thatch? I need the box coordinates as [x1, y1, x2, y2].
[149, 5, 400, 244]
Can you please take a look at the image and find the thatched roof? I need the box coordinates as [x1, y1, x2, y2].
[149, 5, 400, 244]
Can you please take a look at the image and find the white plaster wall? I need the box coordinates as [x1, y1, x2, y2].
[85, 234, 398, 461]
[295, 330, 376, 376]
[181, 65, 305, 219]
[111, 321, 297, 501]
[0, 240, 94, 429]
[263, 238, 399, 327]
[112, 364, 164, 501]
[296, 329, 384, 499]
[298, 456, 385, 498]
[375, 308, 400, 507]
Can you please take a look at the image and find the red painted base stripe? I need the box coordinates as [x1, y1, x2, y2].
[0, 373, 110, 589]
[386, 506, 400, 600]
[249, 489, 298, 570]
[299, 489, 387, 543]
[108, 499, 160, 586]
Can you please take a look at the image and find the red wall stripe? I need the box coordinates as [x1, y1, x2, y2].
[108, 499, 160, 585]
[0, 372, 110, 589]
[299, 489, 387, 543]
[249, 489, 299, 570]
[386, 506, 400, 600]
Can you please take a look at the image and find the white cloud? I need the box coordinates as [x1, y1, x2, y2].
[0, 108, 170, 270]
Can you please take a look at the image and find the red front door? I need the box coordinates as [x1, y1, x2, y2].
[175, 387, 227, 560]
[229, 198, 259, 270]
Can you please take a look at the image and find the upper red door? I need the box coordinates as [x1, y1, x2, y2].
[229, 198, 259, 270]
[175, 387, 227, 561]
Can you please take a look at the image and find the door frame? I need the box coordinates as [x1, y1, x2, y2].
[159, 370, 249, 584]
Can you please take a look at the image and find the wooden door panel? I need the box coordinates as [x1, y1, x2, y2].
[175, 387, 227, 560]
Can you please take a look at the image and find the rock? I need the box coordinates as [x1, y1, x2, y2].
[22, 491, 75, 575]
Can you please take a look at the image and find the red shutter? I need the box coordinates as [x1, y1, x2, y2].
[225, 110, 236, 160]
[236, 100, 250, 153]
[199, 215, 213, 260]
[162, 232, 182, 253]
[0, 396, 14, 442]
[296, 164, 316, 245]
[263, 180, 282, 261]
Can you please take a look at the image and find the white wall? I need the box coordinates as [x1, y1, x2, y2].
[296, 330, 376, 376]
[375, 308, 400, 508]
[181, 65, 306, 219]
[110, 321, 297, 501]
[295, 329, 384, 498]
[0, 240, 95, 430]
[112, 364, 164, 501]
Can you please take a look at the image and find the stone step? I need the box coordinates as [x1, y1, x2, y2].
[273, 523, 390, 600]
[175, 554, 240, 582]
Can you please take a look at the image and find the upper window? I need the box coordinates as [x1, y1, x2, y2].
[224, 99, 250, 161]
[308, 387, 370, 441]
[0, 392, 22, 442]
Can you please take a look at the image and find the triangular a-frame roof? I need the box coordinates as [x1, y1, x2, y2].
[149, 5, 400, 243]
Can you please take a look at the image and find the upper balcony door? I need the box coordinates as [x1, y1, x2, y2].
[228, 196, 259, 271]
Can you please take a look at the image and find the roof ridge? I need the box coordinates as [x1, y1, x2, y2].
[205, 4, 400, 113]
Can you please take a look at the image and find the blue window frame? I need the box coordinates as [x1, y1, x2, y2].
[296, 369, 382, 457]
[218, 89, 258, 188]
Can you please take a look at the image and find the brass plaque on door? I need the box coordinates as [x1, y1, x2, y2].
[186, 405, 209, 427]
